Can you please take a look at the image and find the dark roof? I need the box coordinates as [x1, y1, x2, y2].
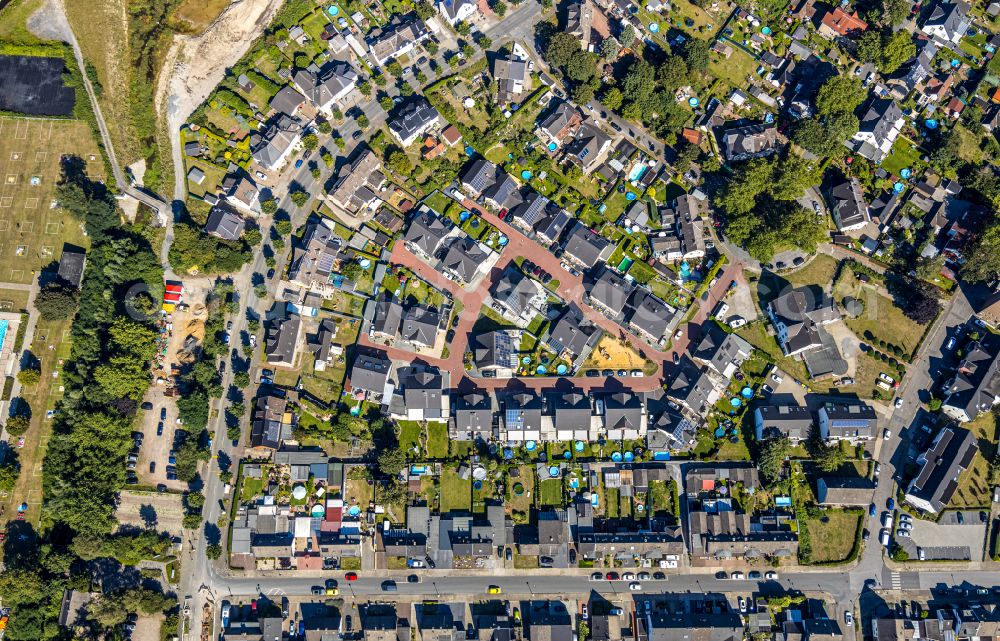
[817, 476, 876, 505]
[718, 123, 779, 161]
[404, 210, 450, 256]
[400, 305, 440, 347]
[460, 159, 499, 195]
[474, 331, 514, 370]
[398, 366, 446, 414]
[603, 391, 644, 433]
[666, 356, 716, 414]
[754, 404, 813, 440]
[388, 98, 440, 143]
[547, 304, 600, 356]
[830, 178, 870, 230]
[57, 248, 86, 288]
[372, 295, 404, 336]
[265, 315, 300, 364]
[269, 85, 306, 116]
[441, 235, 488, 282]
[906, 426, 979, 512]
[351, 352, 392, 394]
[942, 337, 1000, 420]
[204, 205, 246, 241]
[453, 391, 494, 438]
[563, 220, 613, 268]
[627, 290, 673, 340]
[690, 323, 753, 376]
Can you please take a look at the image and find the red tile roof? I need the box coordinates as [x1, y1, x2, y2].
[821, 8, 868, 36]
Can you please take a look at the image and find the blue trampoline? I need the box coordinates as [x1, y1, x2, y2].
[473, 480, 483, 490]
[625, 192, 637, 201]
[611, 451, 623, 462]
[498, 235, 508, 246]
[547, 142, 557, 151]
[459, 210, 470, 221]
[714, 427, 725, 438]
[556, 364, 568, 375]
[623, 452, 635, 462]
[649, 22, 659, 32]
[549, 466, 560, 477]
[563, 451, 572, 460]
[525, 440, 537, 451]
[465, 145, 475, 156]
[470, 219, 480, 228]
[536, 365, 547, 375]
[503, 447, 514, 460]
[926, 119, 939, 129]
[575, 440, 585, 452]
[348, 506, 361, 516]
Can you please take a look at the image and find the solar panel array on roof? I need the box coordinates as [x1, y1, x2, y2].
[317, 252, 336, 275]
[830, 419, 871, 429]
[505, 408, 525, 431]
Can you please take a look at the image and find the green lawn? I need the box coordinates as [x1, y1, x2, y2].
[440, 466, 472, 512]
[949, 412, 996, 509]
[397, 421, 422, 457]
[508, 465, 536, 516]
[604, 487, 620, 518]
[538, 478, 564, 506]
[801, 509, 862, 564]
[881, 136, 924, 176]
[426, 423, 449, 459]
[834, 269, 928, 354]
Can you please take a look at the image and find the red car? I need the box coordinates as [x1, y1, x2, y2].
[345, 572, 358, 581]
[16, 437, 24, 448]
[16, 512, 24, 521]
[606, 572, 619, 580]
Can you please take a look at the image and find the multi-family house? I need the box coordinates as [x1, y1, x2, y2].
[941, 336, 1000, 422]
[904, 426, 979, 513]
[848, 98, 904, 163]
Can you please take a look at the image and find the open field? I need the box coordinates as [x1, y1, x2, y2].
[116, 490, 186, 537]
[581, 335, 645, 370]
[173, 0, 231, 30]
[0, 0, 45, 44]
[833, 269, 927, 354]
[802, 509, 862, 563]
[0, 118, 102, 283]
[949, 412, 996, 509]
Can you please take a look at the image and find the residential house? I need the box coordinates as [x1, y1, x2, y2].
[767, 286, 841, 357]
[251, 115, 305, 170]
[509, 190, 550, 232]
[563, 220, 613, 269]
[817, 7, 868, 39]
[550, 390, 596, 441]
[816, 477, 876, 506]
[204, 205, 246, 241]
[585, 266, 634, 318]
[646, 404, 698, 453]
[848, 98, 904, 163]
[438, 0, 478, 25]
[362, 604, 411, 641]
[369, 13, 431, 65]
[328, 148, 386, 215]
[566, 0, 594, 49]
[535, 209, 573, 245]
[404, 209, 451, 259]
[516, 508, 569, 559]
[349, 351, 393, 396]
[491, 268, 547, 325]
[250, 390, 297, 451]
[440, 235, 488, 283]
[565, 120, 612, 174]
[690, 323, 753, 379]
[225, 175, 261, 214]
[451, 390, 495, 441]
[293, 61, 359, 114]
[904, 426, 979, 513]
[754, 404, 813, 442]
[307, 319, 339, 371]
[670, 194, 706, 259]
[818, 403, 877, 441]
[666, 356, 720, 416]
[829, 178, 870, 232]
[265, 314, 302, 366]
[436, 505, 509, 567]
[941, 337, 1000, 422]
[717, 123, 779, 162]
[493, 56, 531, 105]
[499, 390, 546, 441]
[545, 304, 601, 361]
[685, 466, 798, 560]
[399, 304, 441, 348]
[635, 608, 744, 641]
[628, 290, 674, 343]
[921, 1, 970, 46]
[389, 98, 441, 147]
[473, 330, 518, 375]
[483, 172, 522, 211]
[381, 505, 431, 559]
[538, 102, 583, 147]
[460, 159, 500, 197]
[287, 219, 348, 290]
[269, 85, 307, 117]
[601, 391, 647, 440]
[390, 365, 449, 423]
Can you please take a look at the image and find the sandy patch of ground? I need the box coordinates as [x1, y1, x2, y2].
[584, 335, 647, 369]
[116, 490, 186, 537]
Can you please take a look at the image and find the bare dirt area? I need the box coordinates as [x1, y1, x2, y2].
[583, 335, 648, 370]
[132, 615, 163, 641]
[116, 490, 186, 537]
[156, 0, 286, 201]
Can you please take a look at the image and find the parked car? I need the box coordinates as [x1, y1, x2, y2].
[845, 612, 854, 625]
[591, 572, 603, 581]
[623, 572, 635, 581]
[160, 407, 167, 420]
[345, 572, 358, 581]
[581, 605, 589, 620]
[731, 572, 744, 580]
[946, 336, 957, 350]
[764, 571, 778, 580]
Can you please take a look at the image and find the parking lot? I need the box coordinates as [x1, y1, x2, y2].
[135, 388, 186, 491]
[897, 511, 986, 561]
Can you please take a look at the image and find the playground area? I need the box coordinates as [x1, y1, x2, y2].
[582, 335, 649, 371]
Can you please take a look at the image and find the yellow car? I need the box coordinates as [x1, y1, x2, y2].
[487, 586, 501, 594]
[326, 588, 339, 596]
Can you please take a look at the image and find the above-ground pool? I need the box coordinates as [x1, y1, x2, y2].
[525, 440, 537, 451]
[574, 440, 585, 452]
[730, 397, 742, 408]
[410, 465, 427, 475]
[548, 466, 560, 477]
[563, 451, 571, 459]
[741, 386, 753, 399]
[556, 364, 568, 375]
[625, 191, 637, 201]
[714, 427, 725, 438]
[591, 493, 600, 507]
[618, 257, 634, 272]
[0, 319, 12, 350]
[349, 405, 361, 416]
[623, 452, 634, 462]
[521, 170, 533, 180]
[611, 451, 623, 462]
[569, 478, 580, 489]
[536, 365, 547, 375]
[359, 258, 371, 268]
[311, 504, 325, 517]
[348, 506, 361, 516]
[547, 142, 557, 151]
[327, 5, 339, 14]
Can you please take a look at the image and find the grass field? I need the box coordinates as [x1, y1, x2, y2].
[949, 412, 996, 509]
[0, 0, 45, 44]
[0, 118, 104, 283]
[172, 0, 231, 30]
[440, 465, 472, 512]
[833, 269, 927, 354]
[426, 423, 449, 459]
[538, 478, 563, 506]
[508, 465, 535, 515]
[802, 509, 862, 563]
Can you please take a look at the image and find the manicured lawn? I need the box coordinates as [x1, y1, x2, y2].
[426, 423, 450, 459]
[708, 46, 759, 93]
[801, 509, 862, 564]
[881, 136, 924, 177]
[783, 255, 840, 291]
[604, 487, 620, 518]
[539, 478, 564, 506]
[440, 466, 472, 512]
[735, 322, 812, 384]
[423, 191, 453, 217]
[397, 421, 422, 457]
